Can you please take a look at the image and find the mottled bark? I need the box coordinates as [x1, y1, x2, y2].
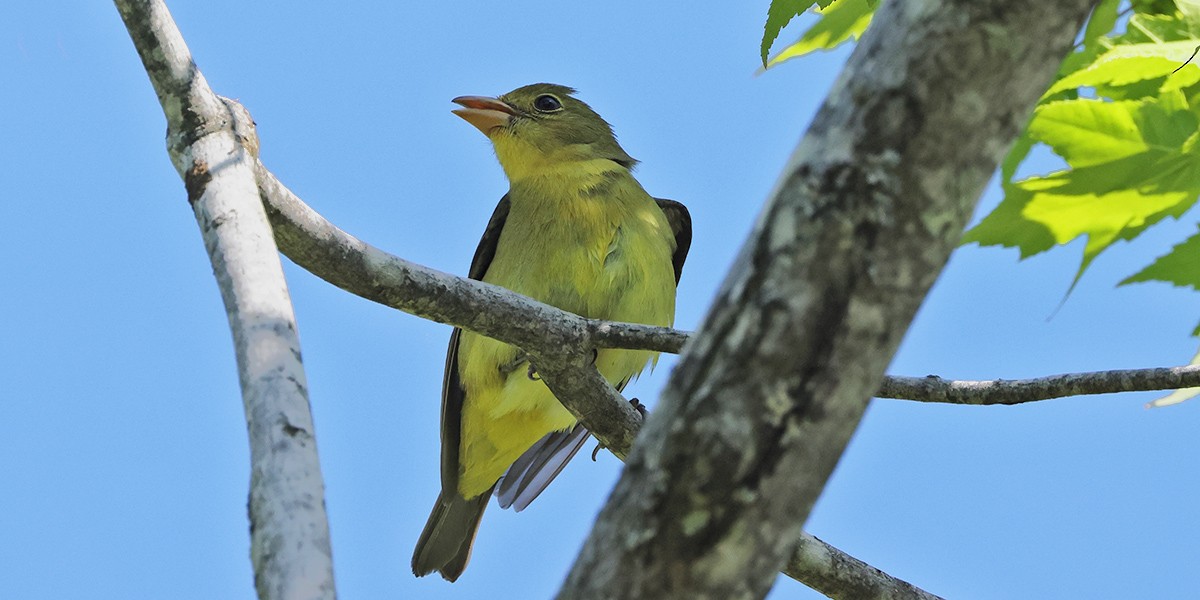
[113, 2, 335, 599]
[786, 533, 945, 600]
[558, 1, 1096, 600]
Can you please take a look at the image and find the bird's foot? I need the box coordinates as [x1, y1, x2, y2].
[591, 398, 647, 461]
[498, 353, 530, 377]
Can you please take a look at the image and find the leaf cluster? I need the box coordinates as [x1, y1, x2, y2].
[763, 1, 1200, 338]
[965, 0, 1200, 310]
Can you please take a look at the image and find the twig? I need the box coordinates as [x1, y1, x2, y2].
[1172, 44, 1200, 74]
[881, 366, 1200, 405]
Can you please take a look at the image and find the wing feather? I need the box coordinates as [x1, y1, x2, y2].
[654, 198, 692, 284]
[439, 195, 511, 493]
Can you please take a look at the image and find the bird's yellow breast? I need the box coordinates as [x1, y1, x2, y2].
[455, 160, 676, 497]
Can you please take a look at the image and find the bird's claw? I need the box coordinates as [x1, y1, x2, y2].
[629, 397, 647, 417]
[591, 397, 647, 461]
[499, 353, 530, 377]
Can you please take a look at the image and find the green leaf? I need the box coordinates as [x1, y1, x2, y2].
[974, 1, 1200, 340]
[1083, 0, 1123, 50]
[1029, 95, 1195, 167]
[1045, 41, 1200, 97]
[1121, 227, 1200, 289]
[964, 95, 1200, 285]
[1177, 0, 1200, 34]
[765, 0, 876, 67]
[967, 153, 1200, 265]
[1119, 13, 1195, 44]
[1131, 0, 1182, 17]
[762, 0, 819, 67]
[1146, 386, 1200, 408]
[1000, 128, 1036, 185]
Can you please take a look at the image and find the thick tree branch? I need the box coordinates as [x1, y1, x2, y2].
[113, 2, 334, 599]
[559, 1, 1097, 599]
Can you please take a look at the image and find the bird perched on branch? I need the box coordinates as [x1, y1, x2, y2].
[411, 83, 691, 581]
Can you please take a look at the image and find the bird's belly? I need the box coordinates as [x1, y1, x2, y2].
[455, 208, 675, 497]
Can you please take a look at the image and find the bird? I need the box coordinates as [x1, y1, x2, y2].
[411, 83, 691, 582]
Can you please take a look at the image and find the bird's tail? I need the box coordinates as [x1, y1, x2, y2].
[411, 487, 493, 582]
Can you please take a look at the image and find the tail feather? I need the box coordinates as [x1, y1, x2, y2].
[411, 487, 494, 582]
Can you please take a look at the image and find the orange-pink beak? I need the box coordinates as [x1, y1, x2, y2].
[451, 96, 517, 136]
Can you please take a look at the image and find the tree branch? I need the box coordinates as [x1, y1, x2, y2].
[558, 1, 1097, 599]
[786, 533, 945, 600]
[882, 366, 1200, 405]
[113, 2, 334, 599]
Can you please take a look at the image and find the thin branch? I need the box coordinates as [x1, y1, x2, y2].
[1171, 44, 1200, 74]
[113, 2, 335, 599]
[786, 534, 945, 600]
[882, 365, 1200, 405]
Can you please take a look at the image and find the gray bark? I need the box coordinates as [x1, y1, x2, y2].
[787, 533, 945, 600]
[113, 2, 335, 599]
[558, 1, 1096, 599]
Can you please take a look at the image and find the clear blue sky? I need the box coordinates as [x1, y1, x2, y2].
[3, 2, 1198, 599]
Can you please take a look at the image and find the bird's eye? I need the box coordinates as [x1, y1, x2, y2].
[533, 94, 563, 113]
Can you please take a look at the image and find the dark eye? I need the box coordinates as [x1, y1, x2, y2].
[533, 94, 563, 112]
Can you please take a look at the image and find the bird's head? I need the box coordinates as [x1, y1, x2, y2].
[452, 83, 636, 181]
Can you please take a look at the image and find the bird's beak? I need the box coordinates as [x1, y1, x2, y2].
[452, 96, 517, 137]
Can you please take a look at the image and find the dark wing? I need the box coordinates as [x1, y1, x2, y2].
[467, 194, 512, 280]
[439, 195, 511, 493]
[654, 198, 692, 284]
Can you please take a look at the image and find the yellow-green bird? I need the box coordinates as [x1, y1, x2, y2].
[411, 83, 691, 581]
